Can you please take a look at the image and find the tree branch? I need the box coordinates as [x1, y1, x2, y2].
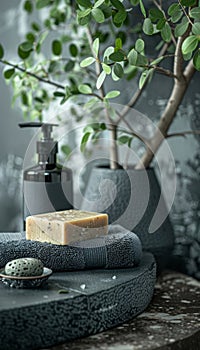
[135, 29, 196, 169]
[85, 26, 119, 169]
[174, 36, 187, 80]
[0, 58, 103, 102]
[0, 59, 66, 90]
[116, 80, 148, 125]
[153, 65, 178, 79]
[166, 130, 200, 138]
[178, 0, 193, 25]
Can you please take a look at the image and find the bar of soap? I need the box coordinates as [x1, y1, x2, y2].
[26, 210, 108, 245]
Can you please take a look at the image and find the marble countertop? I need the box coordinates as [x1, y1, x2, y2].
[43, 271, 200, 350]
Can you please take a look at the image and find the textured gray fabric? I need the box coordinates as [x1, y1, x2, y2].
[0, 225, 142, 271]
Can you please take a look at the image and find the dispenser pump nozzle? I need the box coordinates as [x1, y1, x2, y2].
[19, 122, 58, 140]
[19, 122, 59, 165]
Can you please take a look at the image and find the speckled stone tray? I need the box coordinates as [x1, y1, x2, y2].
[0, 253, 156, 350]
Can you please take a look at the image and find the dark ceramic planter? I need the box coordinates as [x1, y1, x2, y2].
[81, 166, 174, 271]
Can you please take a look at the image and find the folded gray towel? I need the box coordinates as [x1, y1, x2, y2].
[0, 225, 142, 271]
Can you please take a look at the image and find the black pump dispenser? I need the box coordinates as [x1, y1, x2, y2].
[19, 122, 73, 228]
[19, 122, 58, 166]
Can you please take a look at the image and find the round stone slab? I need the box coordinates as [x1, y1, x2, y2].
[0, 253, 156, 350]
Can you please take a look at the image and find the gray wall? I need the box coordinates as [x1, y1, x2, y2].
[0, 1, 200, 278]
[0, 1, 32, 231]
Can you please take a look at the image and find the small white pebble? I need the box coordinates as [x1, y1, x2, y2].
[80, 284, 86, 290]
[181, 300, 191, 304]
[148, 335, 154, 340]
[112, 275, 117, 280]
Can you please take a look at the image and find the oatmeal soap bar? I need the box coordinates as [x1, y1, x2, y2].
[26, 210, 108, 245]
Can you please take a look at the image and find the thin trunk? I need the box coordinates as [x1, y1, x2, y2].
[135, 79, 188, 169]
[135, 33, 195, 169]
[109, 124, 119, 169]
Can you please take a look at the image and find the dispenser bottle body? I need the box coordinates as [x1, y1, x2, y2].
[23, 165, 73, 226]
[19, 122, 73, 228]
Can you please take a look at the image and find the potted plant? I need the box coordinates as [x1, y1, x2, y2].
[0, 0, 200, 269]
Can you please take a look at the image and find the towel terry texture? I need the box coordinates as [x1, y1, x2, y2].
[0, 225, 142, 271]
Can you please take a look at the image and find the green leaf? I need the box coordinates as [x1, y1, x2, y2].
[114, 10, 127, 24]
[110, 0, 124, 11]
[168, 3, 179, 16]
[182, 35, 199, 55]
[0, 44, 4, 59]
[183, 51, 193, 61]
[127, 48, 138, 65]
[20, 41, 33, 52]
[78, 84, 92, 94]
[4, 68, 15, 79]
[125, 66, 138, 80]
[143, 18, 154, 35]
[149, 8, 164, 21]
[80, 132, 91, 152]
[78, 14, 91, 25]
[83, 125, 95, 133]
[96, 70, 106, 89]
[170, 9, 183, 23]
[70, 44, 78, 57]
[52, 40, 62, 56]
[190, 7, 200, 20]
[93, 38, 99, 56]
[31, 22, 41, 32]
[94, 0, 105, 8]
[136, 52, 148, 66]
[192, 22, 200, 35]
[139, 69, 150, 89]
[130, 0, 140, 4]
[135, 39, 145, 53]
[53, 91, 65, 97]
[24, 0, 33, 13]
[109, 51, 124, 62]
[156, 18, 166, 30]
[102, 63, 111, 74]
[168, 3, 182, 23]
[77, 8, 92, 18]
[36, 42, 41, 54]
[139, 0, 146, 18]
[103, 46, 114, 60]
[80, 56, 96, 67]
[21, 91, 29, 106]
[150, 56, 164, 65]
[18, 46, 31, 59]
[92, 8, 105, 23]
[36, 0, 51, 9]
[118, 135, 131, 145]
[76, 0, 91, 7]
[113, 63, 124, 78]
[115, 37, 122, 50]
[161, 22, 172, 43]
[38, 31, 48, 45]
[180, 0, 196, 5]
[193, 49, 200, 71]
[100, 122, 106, 130]
[105, 90, 120, 99]
[61, 145, 71, 157]
[64, 60, 75, 72]
[26, 32, 35, 43]
[175, 17, 189, 37]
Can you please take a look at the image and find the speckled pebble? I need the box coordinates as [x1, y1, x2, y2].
[5, 258, 43, 277]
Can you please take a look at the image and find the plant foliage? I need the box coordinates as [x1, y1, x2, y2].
[0, 0, 199, 165]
